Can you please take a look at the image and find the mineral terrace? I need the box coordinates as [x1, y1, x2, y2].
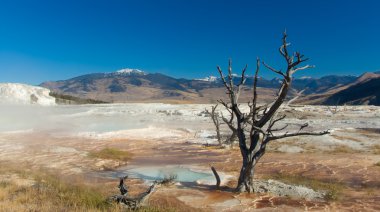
[0, 104, 379, 211]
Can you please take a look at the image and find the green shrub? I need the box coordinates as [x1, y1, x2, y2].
[49, 92, 108, 104]
[89, 148, 132, 161]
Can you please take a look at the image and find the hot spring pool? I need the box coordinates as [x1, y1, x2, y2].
[108, 165, 215, 183]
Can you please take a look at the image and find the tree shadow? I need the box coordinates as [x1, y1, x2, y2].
[176, 181, 236, 193]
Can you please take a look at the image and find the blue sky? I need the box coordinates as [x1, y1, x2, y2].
[0, 0, 379, 85]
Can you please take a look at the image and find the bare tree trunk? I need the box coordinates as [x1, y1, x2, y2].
[236, 159, 255, 193]
[215, 124, 222, 146]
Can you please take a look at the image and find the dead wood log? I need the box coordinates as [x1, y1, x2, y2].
[118, 176, 129, 195]
[108, 176, 157, 210]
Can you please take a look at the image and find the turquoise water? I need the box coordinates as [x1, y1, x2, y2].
[111, 166, 214, 183]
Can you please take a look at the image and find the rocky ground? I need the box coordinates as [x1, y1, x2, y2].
[0, 104, 380, 211]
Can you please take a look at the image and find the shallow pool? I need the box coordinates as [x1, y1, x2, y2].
[108, 165, 215, 183]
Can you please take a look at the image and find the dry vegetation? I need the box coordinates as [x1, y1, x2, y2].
[0, 163, 116, 211]
[264, 173, 346, 201]
[329, 145, 358, 154]
[89, 147, 132, 161]
[0, 162, 175, 212]
[158, 174, 178, 186]
[372, 145, 380, 154]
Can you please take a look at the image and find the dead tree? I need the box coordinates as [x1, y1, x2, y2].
[215, 32, 329, 193]
[327, 98, 340, 115]
[205, 104, 238, 146]
[205, 104, 222, 145]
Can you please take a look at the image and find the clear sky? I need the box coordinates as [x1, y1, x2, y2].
[1, 0, 379, 85]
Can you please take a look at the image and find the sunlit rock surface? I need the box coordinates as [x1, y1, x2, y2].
[0, 83, 56, 106]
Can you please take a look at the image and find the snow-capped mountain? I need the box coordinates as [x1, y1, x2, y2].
[0, 83, 56, 105]
[113, 68, 146, 75]
[299, 76, 312, 79]
[195, 76, 218, 82]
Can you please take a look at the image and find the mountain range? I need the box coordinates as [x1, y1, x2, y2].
[297, 72, 380, 105]
[40, 68, 380, 105]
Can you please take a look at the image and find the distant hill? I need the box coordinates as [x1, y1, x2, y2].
[323, 78, 380, 105]
[297, 72, 380, 106]
[40, 68, 378, 105]
[40, 68, 278, 103]
[291, 75, 357, 94]
[321, 72, 380, 105]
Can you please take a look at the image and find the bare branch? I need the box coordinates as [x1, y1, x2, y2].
[252, 58, 260, 107]
[217, 66, 232, 93]
[228, 59, 234, 89]
[255, 103, 271, 113]
[297, 123, 309, 132]
[280, 31, 291, 64]
[238, 64, 248, 86]
[222, 122, 236, 132]
[262, 61, 285, 77]
[236, 64, 248, 102]
[270, 124, 289, 132]
[292, 64, 315, 74]
[267, 114, 286, 133]
[257, 31, 311, 127]
[268, 130, 330, 141]
[217, 99, 230, 110]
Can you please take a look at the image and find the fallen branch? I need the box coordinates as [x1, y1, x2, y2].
[108, 176, 157, 210]
[210, 165, 221, 189]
